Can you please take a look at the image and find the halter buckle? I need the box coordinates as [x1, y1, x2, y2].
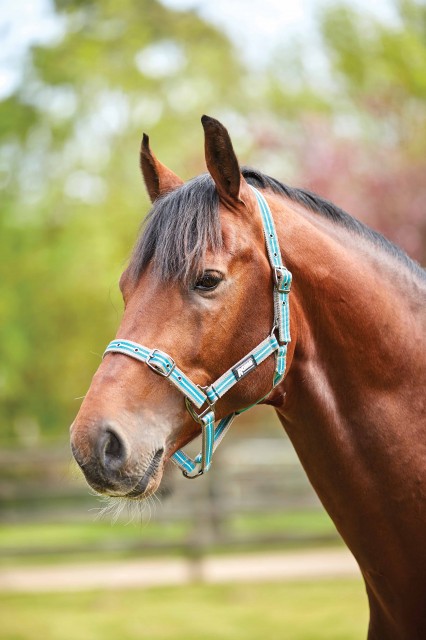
[273, 266, 291, 294]
[146, 349, 176, 377]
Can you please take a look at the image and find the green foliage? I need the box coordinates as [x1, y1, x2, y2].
[310, 0, 426, 260]
[320, 0, 426, 147]
[324, 0, 426, 95]
[0, 0, 248, 443]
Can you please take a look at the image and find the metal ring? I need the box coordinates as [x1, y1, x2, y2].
[183, 469, 204, 479]
[185, 397, 214, 423]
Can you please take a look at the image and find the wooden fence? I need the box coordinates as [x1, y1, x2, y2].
[0, 422, 341, 559]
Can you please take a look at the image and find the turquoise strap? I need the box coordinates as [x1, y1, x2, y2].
[205, 334, 279, 403]
[250, 186, 292, 345]
[171, 410, 215, 477]
[274, 343, 288, 385]
[171, 413, 235, 478]
[104, 340, 207, 408]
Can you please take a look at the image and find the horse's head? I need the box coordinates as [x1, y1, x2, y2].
[70, 116, 291, 499]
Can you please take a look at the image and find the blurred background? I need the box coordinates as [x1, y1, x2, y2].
[0, 0, 425, 638]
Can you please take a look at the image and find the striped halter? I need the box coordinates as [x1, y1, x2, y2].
[104, 187, 292, 478]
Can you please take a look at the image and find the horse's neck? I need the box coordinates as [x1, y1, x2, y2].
[269, 196, 426, 596]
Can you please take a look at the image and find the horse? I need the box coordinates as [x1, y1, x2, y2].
[71, 115, 426, 639]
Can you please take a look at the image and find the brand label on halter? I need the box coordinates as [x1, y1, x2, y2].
[232, 356, 257, 381]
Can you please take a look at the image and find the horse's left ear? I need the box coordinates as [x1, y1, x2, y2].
[140, 134, 183, 203]
[201, 115, 253, 210]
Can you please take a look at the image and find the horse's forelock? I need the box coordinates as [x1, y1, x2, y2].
[129, 173, 222, 284]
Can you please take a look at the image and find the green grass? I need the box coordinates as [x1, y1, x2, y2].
[0, 520, 191, 566]
[0, 509, 339, 566]
[0, 520, 189, 551]
[230, 509, 336, 536]
[0, 579, 368, 640]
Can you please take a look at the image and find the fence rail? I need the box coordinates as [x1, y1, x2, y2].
[0, 433, 341, 560]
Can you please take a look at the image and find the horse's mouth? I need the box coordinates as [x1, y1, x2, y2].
[123, 448, 165, 499]
[74, 446, 166, 500]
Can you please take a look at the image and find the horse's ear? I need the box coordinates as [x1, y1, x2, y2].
[140, 134, 183, 203]
[201, 115, 252, 209]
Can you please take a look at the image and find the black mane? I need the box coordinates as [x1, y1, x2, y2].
[129, 167, 425, 283]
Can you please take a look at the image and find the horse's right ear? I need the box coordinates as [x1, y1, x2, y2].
[140, 134, 183, 203]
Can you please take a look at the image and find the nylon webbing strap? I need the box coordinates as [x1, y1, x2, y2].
[103, 186, 292, 479]
[250, 186, 292, 345]
[170, 412, 236, 477]
[104, 340, 207, 408]
[205, 334, 279, 404]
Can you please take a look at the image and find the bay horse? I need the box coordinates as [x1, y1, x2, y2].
[71, 116, 426, 639]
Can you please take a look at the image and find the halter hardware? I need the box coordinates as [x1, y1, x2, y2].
[103, 187, 292, 479]
[183, 468, 204, 479]
[274, 266, 292, 293]
[146, 349, 176, 377]
[185, 396, 214, 423]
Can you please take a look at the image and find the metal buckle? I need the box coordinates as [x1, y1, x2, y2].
[273, 266, 291, 294]
[270, 323, 288, 347]
[146, 349, 176, 378]
[185, 396, 214, 424]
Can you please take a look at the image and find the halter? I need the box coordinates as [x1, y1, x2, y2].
[104, 187, 292, 478]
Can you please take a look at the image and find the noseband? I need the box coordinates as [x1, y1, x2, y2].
[104, 187, 292, 478]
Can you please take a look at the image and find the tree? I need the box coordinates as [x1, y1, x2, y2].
[258, 0, 426, 263]
[304, 0, 426, 261]
[0, 0, 248, 443]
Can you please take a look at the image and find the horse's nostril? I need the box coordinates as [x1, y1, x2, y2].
[105, 431, 122, 460]
[99, 427, 127, 470]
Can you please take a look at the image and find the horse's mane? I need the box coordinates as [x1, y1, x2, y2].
[129, 167, 425, 283]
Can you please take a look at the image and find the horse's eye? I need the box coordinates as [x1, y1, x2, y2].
[194, 271, 222, 292]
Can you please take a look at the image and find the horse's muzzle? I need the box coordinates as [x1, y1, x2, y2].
[71, 422, 165, 498]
